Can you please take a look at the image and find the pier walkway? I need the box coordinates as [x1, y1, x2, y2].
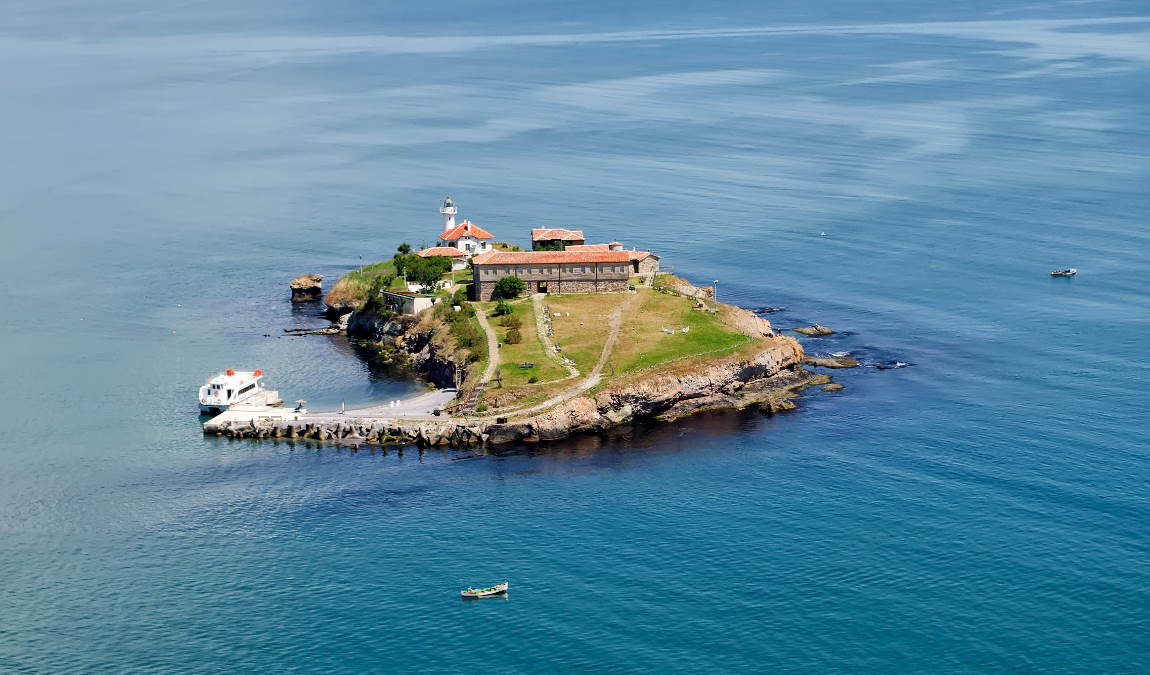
[304, 388, 458, 419]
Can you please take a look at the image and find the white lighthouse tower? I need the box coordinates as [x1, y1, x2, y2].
[440, 196, 457, 233]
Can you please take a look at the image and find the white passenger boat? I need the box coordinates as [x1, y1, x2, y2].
[198, 369, 265, 414]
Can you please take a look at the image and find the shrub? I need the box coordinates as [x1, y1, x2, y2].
[505, 328, 522, 344]
[500, 314, 522, 329]
[494, 276, 526, 299]
[476, 404, 488, 412]
[528, 375, 538, 384]
[493, 301, 513, 317]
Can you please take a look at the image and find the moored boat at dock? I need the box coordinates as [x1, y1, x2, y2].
[198, 369, 267, 414]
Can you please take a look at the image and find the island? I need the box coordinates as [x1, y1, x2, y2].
[204, 198, 843, 446]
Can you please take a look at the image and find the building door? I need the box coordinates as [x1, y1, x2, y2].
[537, 281, 548, 294]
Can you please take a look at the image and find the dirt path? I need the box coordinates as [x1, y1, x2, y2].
[475, 309, 501, 386]
[530, 294, 580, 379]
[474, 291, 642, 420]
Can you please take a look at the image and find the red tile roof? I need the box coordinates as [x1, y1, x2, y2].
[565, 244, 610, 252]
[628, 250, 658, 261]
[417, 246, 467, 258]
[472, 250, 633, 265]
[441, 220, 494, 241]
[531, 227, 585, 242]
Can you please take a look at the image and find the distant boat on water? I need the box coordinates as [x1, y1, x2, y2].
[461, 581, 509, 599]
[1050, 268, 1077, 277]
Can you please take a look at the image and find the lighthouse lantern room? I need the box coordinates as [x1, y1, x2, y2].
[440, 196, 457, 232]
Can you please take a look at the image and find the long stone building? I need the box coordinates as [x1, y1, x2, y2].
[471, 250, 637, 300]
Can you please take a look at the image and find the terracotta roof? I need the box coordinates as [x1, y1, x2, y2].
[441, 220, 495, 241]
[531, 228, 585, 242]
[472, 250, 633, 265]
[416, 246, 466, 258]
[565, 244, 611, 252]
[609, 241, 623, 246]
[628, 250, 658, 261]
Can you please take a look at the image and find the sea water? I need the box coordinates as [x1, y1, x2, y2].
[2, 0, 1149, 671]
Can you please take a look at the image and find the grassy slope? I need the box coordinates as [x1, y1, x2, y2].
[325, 259, 405, 309]
[492, 302, 566, 387]
[607, 289, 749, 375]
[327, 258, 473, 310]
[544, 294, 629, 374]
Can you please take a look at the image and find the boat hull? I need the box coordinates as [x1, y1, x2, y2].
[460, 582, 509, 599]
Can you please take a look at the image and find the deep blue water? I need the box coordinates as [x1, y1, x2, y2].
[3, 0, 1150, 672]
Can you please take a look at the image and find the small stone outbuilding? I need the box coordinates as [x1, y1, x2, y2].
[531, 228, 585, 250]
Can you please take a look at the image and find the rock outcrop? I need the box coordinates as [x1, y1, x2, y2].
[290, 274, 324, 302]
[793, 324, 835, 336]
[802, 355, 859, 368]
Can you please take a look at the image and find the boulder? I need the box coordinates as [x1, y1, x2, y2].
[822, 383, 845, 391]
[802, 355, 859, 368]
[793, 324, 834, 336]
[290, 274, 324, 302]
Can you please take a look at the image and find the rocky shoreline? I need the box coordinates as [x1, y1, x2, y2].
[205, 330, 833, 447]
[209, 277, 853, 448]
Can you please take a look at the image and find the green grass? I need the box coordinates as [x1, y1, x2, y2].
[608, 290, 748, 375]
[492, 303, 566, 387]
[329, 258, 478, 309]
[446, 267, 473, 287]
[326, 259, 406, 309]
[544, 293, 628, 374]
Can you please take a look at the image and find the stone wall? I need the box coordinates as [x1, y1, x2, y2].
[475, 281, 496, 301]
[475, 277, 628, 300]
[555, 279, 629, 294]
[636, 256, 660, 274]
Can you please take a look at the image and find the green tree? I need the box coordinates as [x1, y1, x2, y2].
[494, 275, 525, 299]
[397, 242, 412, 255]
[408, 255, 453, 290]
[493, 301, 513, 317]
[393, 252, 414, 279]
[536, 241, 564, 251]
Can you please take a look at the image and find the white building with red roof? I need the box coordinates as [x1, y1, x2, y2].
[415, 245, 468, 270]
[437, 197, 495, 257]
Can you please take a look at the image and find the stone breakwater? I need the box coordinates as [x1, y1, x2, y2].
[204, 336, 826, 447]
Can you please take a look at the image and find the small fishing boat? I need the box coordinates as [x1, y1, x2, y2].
[460, 582, 509, 599]
[1050, 268, 1077, 277]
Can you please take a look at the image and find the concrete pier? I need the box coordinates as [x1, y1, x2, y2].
[203, 388, 463, 439]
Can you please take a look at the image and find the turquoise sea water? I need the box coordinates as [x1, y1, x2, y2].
[3, 1, 1150, 672]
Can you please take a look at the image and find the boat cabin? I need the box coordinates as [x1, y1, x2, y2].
[199, 368, 264, 414]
